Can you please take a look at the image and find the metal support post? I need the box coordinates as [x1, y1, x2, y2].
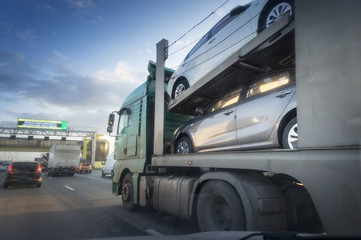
[153, 39, 168, 155]
[91, 133, 96, 166]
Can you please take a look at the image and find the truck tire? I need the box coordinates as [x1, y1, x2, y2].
[197, 180, 246, 231]
[259, 0, 294, 32]
[121, 173, 138, 211]
[282, 117, 297, 149]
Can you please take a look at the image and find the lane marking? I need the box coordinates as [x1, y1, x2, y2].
[64, 185, 75, 191]
[145, 229, 163, 236]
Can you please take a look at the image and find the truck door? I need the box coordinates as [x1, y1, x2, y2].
[115, 111, 129, 160]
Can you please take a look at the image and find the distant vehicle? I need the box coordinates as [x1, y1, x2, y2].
[166, 0, 294, 100]
[48, 144, 81, 176]
[173, 70, 297, 153]
[0, 161, 11, 171]
[102, 152, 116, 177]
[34, 157, 48, 172]
[3, 162, 42, 188]
[76, 163, 92, 174]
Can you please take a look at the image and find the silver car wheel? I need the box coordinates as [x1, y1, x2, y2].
[266, 2, 292, 28]
[176, 136, 193, 154]
[287, 123, 298, 149]
[177, 140, 190, 154]
[174, 83, 187, 98]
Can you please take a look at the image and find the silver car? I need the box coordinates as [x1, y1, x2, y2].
[167, 0, 294, 100]
[173, 70, 297, 153]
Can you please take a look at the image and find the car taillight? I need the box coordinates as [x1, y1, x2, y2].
[35, 165, 42, 174]
[7, 165, 14, 174]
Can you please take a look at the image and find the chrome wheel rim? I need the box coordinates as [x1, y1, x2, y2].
[174, 83, 186, 98]
[177, 140, 190, 154]
[287, 123, 298, 149]
[266, 2, 292, 28]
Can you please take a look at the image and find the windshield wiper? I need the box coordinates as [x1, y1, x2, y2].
[240, 231, 299, 240]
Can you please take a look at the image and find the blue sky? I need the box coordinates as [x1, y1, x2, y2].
[0, 0, 250, 135]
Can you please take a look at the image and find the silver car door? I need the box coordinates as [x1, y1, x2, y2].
[208, 5, 253, 70]
[235, 71, 295, 146]
[194, 88, 242, 151]
[180, 31, 211, 85]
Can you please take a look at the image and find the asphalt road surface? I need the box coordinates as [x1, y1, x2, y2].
[0, 170, 199, 240]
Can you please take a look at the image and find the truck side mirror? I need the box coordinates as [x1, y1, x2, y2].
[107, 126, 113, 133]
[108, 113, 115, 127]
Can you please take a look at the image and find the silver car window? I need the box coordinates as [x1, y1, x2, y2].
[184, 32, 211, 61]
[209, 87, 242, 113]
[246, 72, 291, 99]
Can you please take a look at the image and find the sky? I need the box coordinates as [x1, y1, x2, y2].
[0, 0, 251, 138]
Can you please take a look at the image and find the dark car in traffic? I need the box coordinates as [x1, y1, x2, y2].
[0, 161, 11, 171]
[3, 161, 42, 188]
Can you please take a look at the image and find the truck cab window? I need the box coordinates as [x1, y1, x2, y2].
[117, 112, 129, 135]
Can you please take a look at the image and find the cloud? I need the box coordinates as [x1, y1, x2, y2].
[0, 49, 147, 132]
[16, 28, 36, 42]
[65, 0, 104, 24]
[66, 0, 96, 9]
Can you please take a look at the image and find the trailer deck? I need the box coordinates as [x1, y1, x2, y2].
[168, 13, 295, 115]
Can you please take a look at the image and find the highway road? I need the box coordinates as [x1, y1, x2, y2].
[0, 170, 199, 240]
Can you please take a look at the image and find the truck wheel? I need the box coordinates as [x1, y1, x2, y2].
[121, 173, 138, 211]
[175, 136, 193, 154]
[172, 79, 189, 99]
[259, 0, 293, 31]
[197, 180, 246, 231]
[282, 117, 298, 149]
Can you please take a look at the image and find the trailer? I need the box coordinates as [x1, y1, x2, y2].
[107, 0, 361, 234]
[48, 144, 81, 176]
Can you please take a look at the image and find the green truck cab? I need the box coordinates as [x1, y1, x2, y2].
[107, 61, 191, 210]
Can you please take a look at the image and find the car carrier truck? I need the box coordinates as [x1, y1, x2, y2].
[48, 144, 81, 176]
[107, 1, 361, 234]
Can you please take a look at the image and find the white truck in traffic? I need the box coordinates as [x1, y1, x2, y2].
[48, 144, 81, 176]
[107, 0, 361, 235]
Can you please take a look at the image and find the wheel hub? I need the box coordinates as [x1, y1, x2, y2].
[212, 197, 232, 231]
[175, 84, 186, 98]
[122, 182, 131, 201]
[177, 141, 189, 154]
[266, 2, 292, 28]
[287, 123, 298, 149]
